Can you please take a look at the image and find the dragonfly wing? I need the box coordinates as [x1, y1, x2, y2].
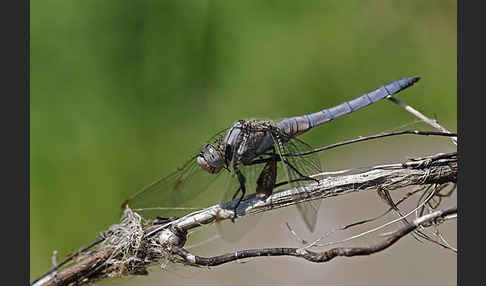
[123, 129, 231, 224]
[272, 133, 323, 232]
[123, 155, 219, 223]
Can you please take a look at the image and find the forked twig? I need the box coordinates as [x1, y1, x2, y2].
[172, 207, 456, 266]
[32, 151, 457, 286]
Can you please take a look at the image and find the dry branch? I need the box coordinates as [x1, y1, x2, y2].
[32, 151, 457, 286]
[172, 206, 457, 266]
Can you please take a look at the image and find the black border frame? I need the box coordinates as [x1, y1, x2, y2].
[3, 0, 29, 284]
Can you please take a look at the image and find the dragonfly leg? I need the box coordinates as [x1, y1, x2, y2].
[231, 168, 246, 222]
[231, 186, 241, 200]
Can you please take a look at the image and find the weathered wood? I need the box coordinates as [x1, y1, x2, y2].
[32, 152, 457, 286]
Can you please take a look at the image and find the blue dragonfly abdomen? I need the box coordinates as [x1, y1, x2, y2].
[277, 76, 420, 137]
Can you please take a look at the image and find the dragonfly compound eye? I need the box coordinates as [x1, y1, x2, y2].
[197, 144, 223, 174]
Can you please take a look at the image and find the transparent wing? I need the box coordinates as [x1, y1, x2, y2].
[272, 131, 322, 232]
[122, 129, 229, 224]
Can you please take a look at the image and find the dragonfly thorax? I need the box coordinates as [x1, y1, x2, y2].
[197, 144, 224, 174]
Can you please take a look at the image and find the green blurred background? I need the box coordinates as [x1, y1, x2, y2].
[31, 0, 456, 284]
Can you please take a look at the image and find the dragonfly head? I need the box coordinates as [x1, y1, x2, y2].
[197, 144, 224, 174]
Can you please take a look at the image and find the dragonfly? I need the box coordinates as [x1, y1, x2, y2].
[123, 76, 420, 233]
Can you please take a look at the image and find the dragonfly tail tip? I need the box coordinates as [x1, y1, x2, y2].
[410, 76, 421, 83]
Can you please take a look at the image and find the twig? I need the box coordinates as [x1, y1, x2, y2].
[32, 246, 116, 286]
[32, 152, 457, 286]
[171, 207, 456, 266]
[30, 233, 109, 286]
[166, 152, 456, 234]
[283, 130, 455, 158]
[387, 96, 457, 145]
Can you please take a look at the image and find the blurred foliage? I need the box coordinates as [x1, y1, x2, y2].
[30, 0, 456, 281]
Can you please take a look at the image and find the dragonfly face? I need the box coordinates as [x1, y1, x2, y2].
[197, 144, 224, 174]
